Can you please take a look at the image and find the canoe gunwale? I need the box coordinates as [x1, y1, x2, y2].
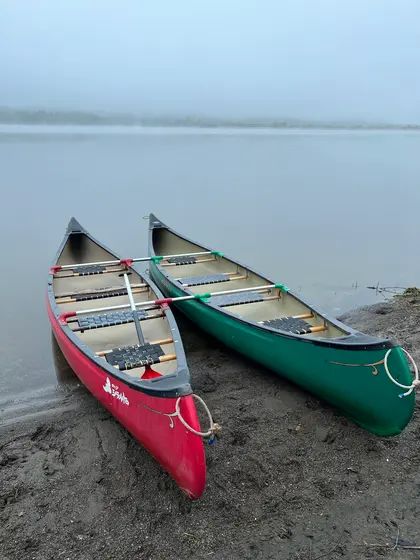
[47, 217, 192, 399]
[147, 214, 396, 352]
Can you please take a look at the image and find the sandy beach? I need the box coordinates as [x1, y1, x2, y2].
[1, 296, 420, 560]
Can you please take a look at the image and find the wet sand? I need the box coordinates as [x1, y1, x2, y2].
[1, 298, 420, 560]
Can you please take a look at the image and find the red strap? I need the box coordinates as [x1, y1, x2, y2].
[50, 265, 62, 274]
[154, 298, 173, 306]
[120, 258, 133, 268]
[58, 311, 77, 325]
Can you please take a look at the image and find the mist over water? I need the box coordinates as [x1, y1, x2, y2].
[1, 1, 420, 123]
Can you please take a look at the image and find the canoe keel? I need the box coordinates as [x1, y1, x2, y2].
[47, 298, 206, 499]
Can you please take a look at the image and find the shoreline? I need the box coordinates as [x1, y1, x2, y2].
[1, 123, 420, 133]
[1, 296, 419, 559]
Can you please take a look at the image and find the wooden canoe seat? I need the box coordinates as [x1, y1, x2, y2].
[262, 317, 327, 335]
[179, 274, 248, 288]
[56, 287, 147, 304]
[67, 264, 107, 275]
[166, 256, 197, 265]
[212, 291, 265, 307]
[71, 288, 132, 302]
[179, 273, 230, 287]
[76, 309, 149, 331]
[104, 342, 166, 371]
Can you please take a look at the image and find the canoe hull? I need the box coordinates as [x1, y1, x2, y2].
[47, 296, 206, 499]
[150, 263, 414, 437]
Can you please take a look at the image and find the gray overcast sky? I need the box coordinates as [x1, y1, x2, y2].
[0, 0, 419, 122]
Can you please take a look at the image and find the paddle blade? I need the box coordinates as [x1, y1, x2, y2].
[141, 365, 163, 380]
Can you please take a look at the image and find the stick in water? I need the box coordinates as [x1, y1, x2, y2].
[123, 273, 145, 346]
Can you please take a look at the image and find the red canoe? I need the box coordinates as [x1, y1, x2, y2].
[47, 217, 216, 499]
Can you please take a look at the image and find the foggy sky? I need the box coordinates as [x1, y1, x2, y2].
[1, 0, 419, 122]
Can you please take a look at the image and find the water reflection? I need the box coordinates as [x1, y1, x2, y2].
[51, 331, 80, 389]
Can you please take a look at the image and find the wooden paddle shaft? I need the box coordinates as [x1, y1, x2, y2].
[124, 274, 145, 346]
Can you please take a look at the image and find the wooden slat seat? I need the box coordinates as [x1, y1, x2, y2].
[75, 309, 153, 332]
[262, 317, 327, 335]
[56, 286, 147, 304]
[104, 342, 165, 370]
[71, 264, 107, 275]
[178, 273, 231, 287]
[166, 256, 197, 265]
[211, 291, 265, 307]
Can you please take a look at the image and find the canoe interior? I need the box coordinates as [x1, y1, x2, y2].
[53, 232, 178, 378]
[152, 228, 349, 340]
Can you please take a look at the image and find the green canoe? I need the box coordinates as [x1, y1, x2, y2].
[147, 214, 416, 436]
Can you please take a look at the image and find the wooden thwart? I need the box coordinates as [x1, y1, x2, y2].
[307, 326, 328, 333]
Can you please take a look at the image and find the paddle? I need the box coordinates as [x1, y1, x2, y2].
[59, 283, 289, 323]
[122, 272, 166, 380]
[50, 250, 223, 273]
[123, 273, 145, 346]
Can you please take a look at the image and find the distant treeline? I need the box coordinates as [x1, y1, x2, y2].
[0, 107, 419, 130]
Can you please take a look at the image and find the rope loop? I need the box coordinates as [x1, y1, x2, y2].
[384, 347, 419, 397]
[175, 394, 221, 441]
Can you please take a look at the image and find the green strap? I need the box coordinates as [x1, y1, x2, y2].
[210, 251, 224, 258]
[274, 283, 290, 292]
[151, 256, 164, 263]
[194, 292, 211, 302]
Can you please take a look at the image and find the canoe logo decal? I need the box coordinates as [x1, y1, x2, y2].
[328, 359, 385, 376]
[103, 377, 130, 405]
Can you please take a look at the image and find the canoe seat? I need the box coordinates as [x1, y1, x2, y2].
[77, 310, 148, 331]
[166, 256, 197, 265]
[212, 291, 264, 307]
[179, 274, 230, 287]
[105, 343, 164, 370]
[263, 317, 323, 335]
[71, 265, 107, 275]
[72, 288, 131, 302]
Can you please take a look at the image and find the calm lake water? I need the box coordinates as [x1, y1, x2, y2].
[1, 125, 420, 401]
